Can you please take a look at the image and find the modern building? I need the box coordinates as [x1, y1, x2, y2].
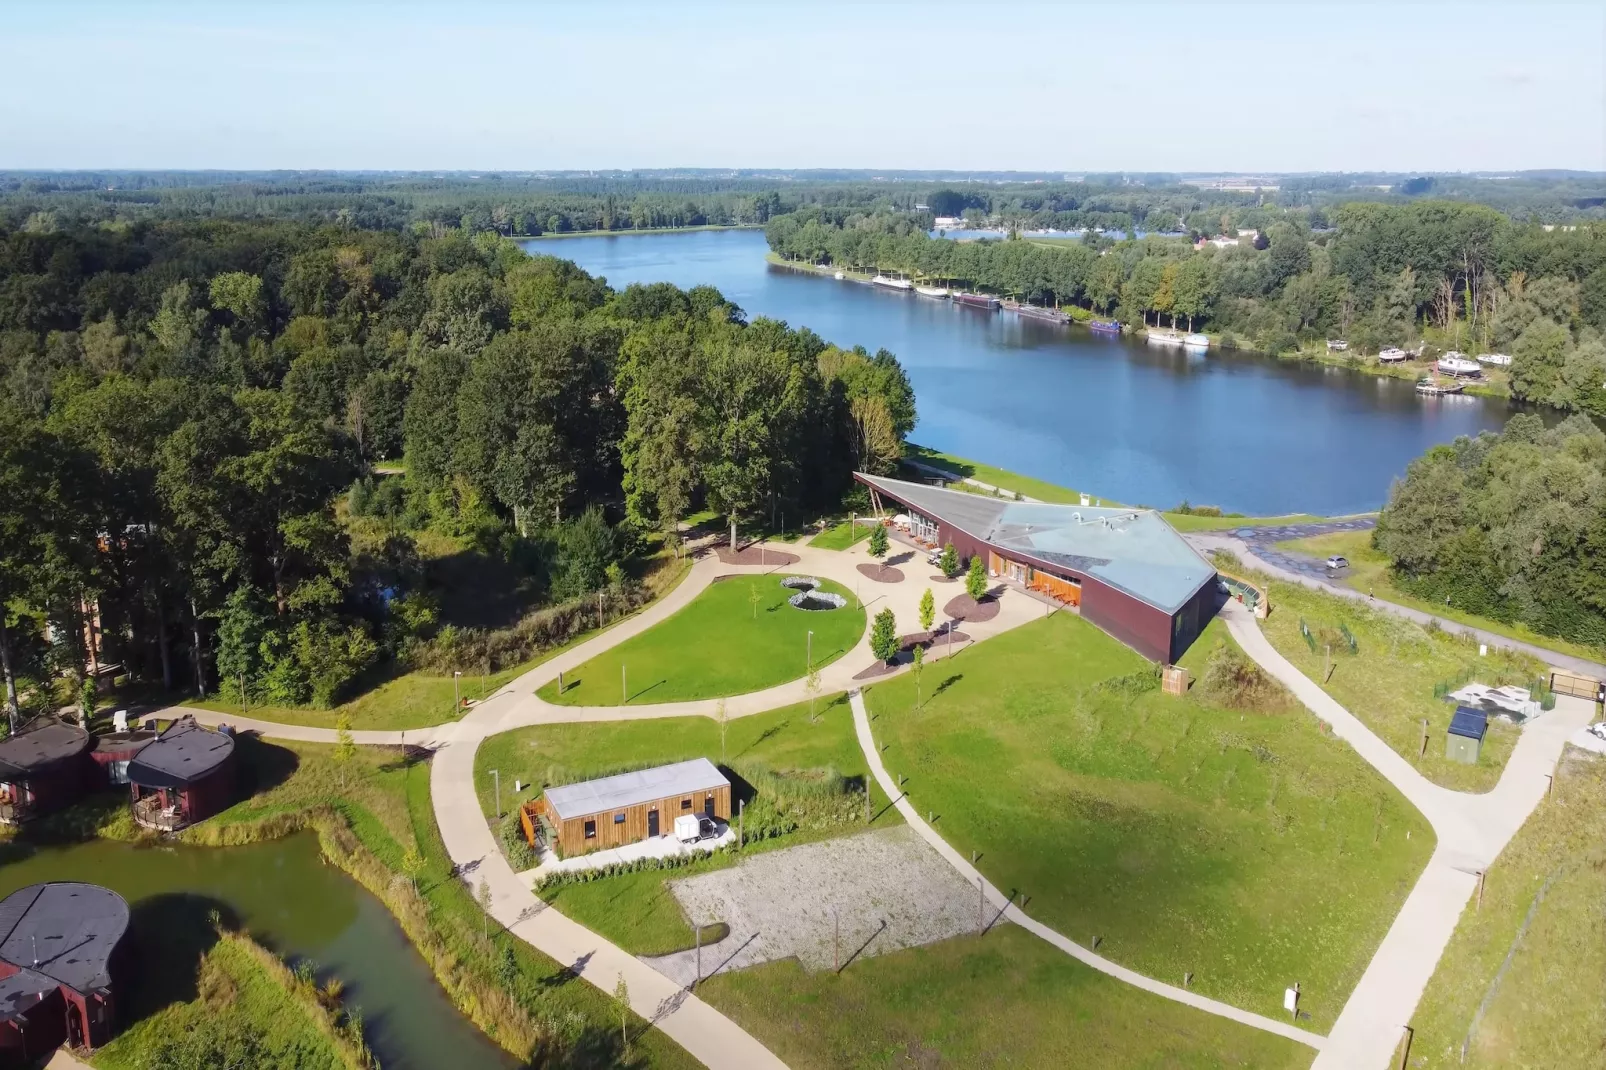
[126, 716, 236, 831]
[0, 883, 129, 1058]
[855, 472, 1221, 663]
[0, 719, 93, 824]
[1445, 706, 1488, 765]
[524, 757, 731, 855]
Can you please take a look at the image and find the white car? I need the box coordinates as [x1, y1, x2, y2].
[1325, 556, 1349, 570]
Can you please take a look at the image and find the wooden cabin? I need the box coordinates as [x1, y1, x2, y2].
[0, 883, 129, 1058]
[0, 718, 93, 825]
[523, 758, 731, 856]
[126, 717, 235, 831]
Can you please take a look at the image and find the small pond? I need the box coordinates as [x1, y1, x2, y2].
[780, 576, 848, 612]
[0, 831, 515, 1070]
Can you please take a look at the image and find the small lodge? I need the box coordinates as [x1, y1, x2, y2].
[0, 718, 93, 825]
[523, 758, 731, 856]
[126, 716, 236, 831]
[856, 472, 1221, 664]
[0, 883, 129, 1059]
[1445, 706, 1489, 765]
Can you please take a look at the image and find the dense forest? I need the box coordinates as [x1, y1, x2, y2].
[0, 217, 913, 724]
[767, 202, 1606, 416]
[1375, 413, 1606, 648]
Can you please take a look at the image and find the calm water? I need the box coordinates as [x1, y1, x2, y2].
[525, 229, 1519, 516]
[0, 833, 514, 1070]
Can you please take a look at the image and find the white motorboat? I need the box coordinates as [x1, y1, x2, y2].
[915, 285, 950, 299]
[1377, 347, 1409, 363]
[1183, 333, 1210, 349]
[834, 271, 845, 280]
[1145, 327, 1185, 347]
[872, 275, 912, 291]
[1436, 354, 1482, 376]
[1476, 353, 1513, 367]
[1326, 339, 1348, 351]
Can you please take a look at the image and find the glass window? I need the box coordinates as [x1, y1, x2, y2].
[681, 797, 692, 809]
[583, 820, 596, 838]
[613, 812, 626, 824]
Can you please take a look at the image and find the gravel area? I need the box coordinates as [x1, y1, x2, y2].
[644, 825, 990, 984]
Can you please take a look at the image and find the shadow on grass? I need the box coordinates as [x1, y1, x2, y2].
[377, 744, 436, 774]
[120, 891, 237, 1025]
[230, 733, 301, 798]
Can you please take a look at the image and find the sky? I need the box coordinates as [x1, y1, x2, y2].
[1, 1, 1602, 173]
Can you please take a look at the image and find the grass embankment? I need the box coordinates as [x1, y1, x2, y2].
[1407, 748, 1606, 1068]
[540, 576, 864, 707]
[1273, 529, 1606, 665]
[94, 930, 371, 1070]
[699, 925, 1312, 1070]
[477, 694, 895, 955]
[865, 612, 1433, 1032]
[1283, 347, 1512, 400]
[901, 442, 1333, 531]
[1259, 578, 1546, 792]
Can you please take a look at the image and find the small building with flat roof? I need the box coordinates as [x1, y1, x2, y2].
[0, 882, 129, 1058]
[0, 718, 92, 824]
[126, 716, 235, 831]
[1446, 706, 1488, 765]
[524, 758, 731, 855]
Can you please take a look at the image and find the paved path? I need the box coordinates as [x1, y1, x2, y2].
[846, 690, 1327, 1051]
[1190, 525, 1606, 678]
[1219, 599, 1595, 1070]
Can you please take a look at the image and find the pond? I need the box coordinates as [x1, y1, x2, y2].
[0, 832, 515, 1070]
[523, 229, 1528, 517]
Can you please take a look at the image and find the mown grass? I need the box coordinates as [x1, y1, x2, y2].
[1273, 529, 1606, 664]
[809, 517, 873, 550]
[94, 931, 366, 1070]
[1407, 747, 1606, 1069]
[864, 613, 1433, 1032]
[1259, 578, 1545, 791]
[540, 576, 864, 706]
[698, 924, 1312, 1070]
[477, 694, 896, 955]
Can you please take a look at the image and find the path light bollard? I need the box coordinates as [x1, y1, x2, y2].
[695, 924, 701, 986]
[1477, 870, 1485, 910]
[977, 877, 984, 933]
[557, 669, 564, 694]
[1184, 971, 1192, 989]
[622, 664, 627, 705]
[738, 798, 744, 848]
[490, 769, 501, 819]
[1396, 1026, 1414, 1070]
[1092, 935, 1101, 951]
[833, 907, 840, 972]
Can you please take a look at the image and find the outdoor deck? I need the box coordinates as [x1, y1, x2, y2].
[131, 794, 186, 832]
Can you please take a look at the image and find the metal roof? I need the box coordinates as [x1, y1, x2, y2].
[1448, 706, 1489, 741]
[857, 473, 1217, 613]
[0, 883, 129, 995]
[544, 758, 728, 821]
[0, 966, 57, 1024]
[0, 719, 91, 779]
[127, 716, 234, 788]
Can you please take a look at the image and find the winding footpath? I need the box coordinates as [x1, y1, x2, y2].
[178, 534, 1599, 1070]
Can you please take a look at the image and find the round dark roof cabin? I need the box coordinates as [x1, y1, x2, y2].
[0, 718, 92, 824]
[126, 716, 236, 831]
[0, 882, 130, 1057]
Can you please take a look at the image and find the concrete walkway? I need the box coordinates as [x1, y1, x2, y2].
[1190, 527, 1606, 678]
[846, 690, 1327, 1050]
[1218, 599, 1595, 1070]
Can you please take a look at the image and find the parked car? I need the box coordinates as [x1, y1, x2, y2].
[1325, 556, 1349, 570]
[674, 814, 718, 843]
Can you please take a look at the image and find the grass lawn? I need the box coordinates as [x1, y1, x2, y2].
[903, 442, 1338, 530]
[1273, 529, 1606, 664]
[699, 925, 1312, 1070]
[476, 693, 898, 956]
[1259, 579, 1546, 792]
[1407, 748, 1606, 1068]
[809, 517, 873, 550]
[540, 576, 864, 706]
[865, 613, 1433, 1031]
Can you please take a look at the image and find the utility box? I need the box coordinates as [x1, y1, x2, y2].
[1161, 665, 1190, 696]
[1445, 705, 1487, 765]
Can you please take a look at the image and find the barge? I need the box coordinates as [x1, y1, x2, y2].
[1088, 319, 1123, 335]
[953, 292, 1001, 310]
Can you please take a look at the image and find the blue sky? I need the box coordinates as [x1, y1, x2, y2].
[2, 1, 1601, 172]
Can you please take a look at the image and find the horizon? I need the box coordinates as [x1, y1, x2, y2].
[3, 0, 1602, 173]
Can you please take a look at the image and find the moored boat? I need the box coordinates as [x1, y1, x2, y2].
[1145, 327, 1185, 347]
[1011, 303, 1071, 325]
[871, 275, 912, 291]
[953, 292, 1001, 310]
[1183, 333, 1210, 349]
[1436, 354, 1481, 377]
[1377, 346, 1409, 363]
[1416, 377, 1465, 396]
[914, 285, 950, 299]
[1326, 339, 1349, 351]
[1088, 319, 1123, 335]
[834, 271, 845, 280]
[1476, 352, 1513, 367]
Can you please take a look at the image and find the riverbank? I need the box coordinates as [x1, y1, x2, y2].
[521, 223, 761, 240]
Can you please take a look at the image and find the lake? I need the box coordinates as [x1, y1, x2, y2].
[524, 229, 1518, 516]
[0, 832, 515, 1070]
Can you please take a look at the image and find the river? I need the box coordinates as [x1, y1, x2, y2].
[523, 229, 1518, 516]
[0, 832, 515, 1070]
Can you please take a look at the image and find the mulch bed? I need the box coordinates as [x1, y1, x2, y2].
[943, 593, 1000, 623]
[857, 562, 905, 584]
[928, 574, 960, 584]
[716, 545, 800, 566]
[851, 629, 971, 680]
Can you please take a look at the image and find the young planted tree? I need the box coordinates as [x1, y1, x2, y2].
[477, 877, 493, 939]
[400, 844, 424, 892]
[747, 580, 761, 620]
[870, 608, 899, 664]
[867, 523, 888, 560]
[612, 975, 632, 1059]
[333, 713, 356, 789]
[965, 554, 989, 602]
[939, 542, 958, 578]
[805, 664, 822, 723]
[918, 587, 935, 635]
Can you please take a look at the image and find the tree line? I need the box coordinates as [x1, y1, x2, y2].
[767, 203, 1606, 415]
[1376, 413, 1606, 648]
[0, 218, 913, 723]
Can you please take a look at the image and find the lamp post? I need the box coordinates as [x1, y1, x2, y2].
[453, 670, 462, 715]
[489, 769, 501, 819]
[807, 630, 813, 673]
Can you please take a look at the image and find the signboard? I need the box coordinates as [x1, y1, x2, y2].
[1283, 987, 1299, 1014]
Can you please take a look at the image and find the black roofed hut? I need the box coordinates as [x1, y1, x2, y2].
[0, 882, 129, 1058]
[127, 716, 235, 831]
[0, 718, 92, 824]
